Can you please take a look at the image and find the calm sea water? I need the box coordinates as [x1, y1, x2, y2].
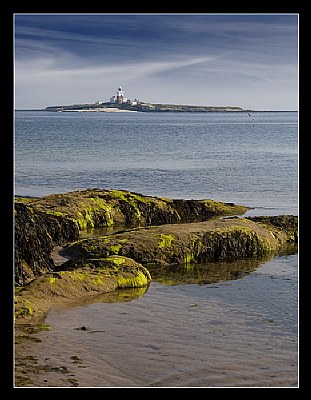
[14, 110, 298, 215]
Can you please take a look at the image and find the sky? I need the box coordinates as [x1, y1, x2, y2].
[14, 13, 298, 110]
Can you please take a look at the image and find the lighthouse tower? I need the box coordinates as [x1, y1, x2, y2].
[116, 86, 124, 104]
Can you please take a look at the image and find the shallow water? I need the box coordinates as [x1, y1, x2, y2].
[15, 252, 298, 388]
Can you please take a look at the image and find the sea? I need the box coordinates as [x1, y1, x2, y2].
[14, 110, 299, 387]
[14, 110, 298, 216]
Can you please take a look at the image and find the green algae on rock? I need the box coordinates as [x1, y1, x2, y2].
[16, 188, 251, 231]
[14, 188, 298, 324]
[14, 189, 251, 286]
[63, 215, 297, 268]
[14, 256, 151, 322]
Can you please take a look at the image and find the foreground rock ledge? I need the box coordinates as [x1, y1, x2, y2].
[64, 216, 297, 268]
[15, 256, 151, 322]
[14, 188, 250, 285]
[14, 189, 297, 322]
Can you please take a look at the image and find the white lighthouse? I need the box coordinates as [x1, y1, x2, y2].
[116, 86, 124, 104]
[109, 86, 129, 104]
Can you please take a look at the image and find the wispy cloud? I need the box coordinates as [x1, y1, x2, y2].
[15, 53, 217, 81]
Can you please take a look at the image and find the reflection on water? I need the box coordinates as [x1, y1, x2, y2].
[148, 258, 266, 286]
[51, 285, 150, 312]
[52, 244, 297, 311]
[148, 243, 297, 286]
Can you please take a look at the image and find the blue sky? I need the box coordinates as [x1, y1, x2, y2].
[14, 13, 298, 110]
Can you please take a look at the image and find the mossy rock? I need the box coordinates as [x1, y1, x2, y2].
[18, 188, 251, 232]
[14, 189, 251, 285]
[63, 216, 297, 267]
[14, 256, 151, 322]
[247, 215, 298, 242]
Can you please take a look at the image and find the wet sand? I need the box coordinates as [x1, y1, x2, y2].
[14, 254, 298, 388]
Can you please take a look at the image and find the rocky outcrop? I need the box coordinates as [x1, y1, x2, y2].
[21, 188, 251, 230]
[246, 215, 298, 242]
[14, 255, 151, 321]
[14, 188, 298, 322]
[14, 189, 250, 285]
[14, 202, 79, 285]
[63, 216, 297, 270]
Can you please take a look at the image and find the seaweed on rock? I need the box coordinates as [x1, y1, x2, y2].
[14, 189, 297, 322]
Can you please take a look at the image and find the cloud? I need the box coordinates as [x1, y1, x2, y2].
[15, 53, 216, 80]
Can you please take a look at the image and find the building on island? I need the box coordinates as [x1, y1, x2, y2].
[109, 87, 138, 106]
[110, 87, 126, 104]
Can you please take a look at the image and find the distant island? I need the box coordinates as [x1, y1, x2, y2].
[45, 86, 249, 113]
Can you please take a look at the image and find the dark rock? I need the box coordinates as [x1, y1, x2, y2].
[14, 202, 79, 285]
[247, 215, 298, 242]
[23, 188, 251, 230]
